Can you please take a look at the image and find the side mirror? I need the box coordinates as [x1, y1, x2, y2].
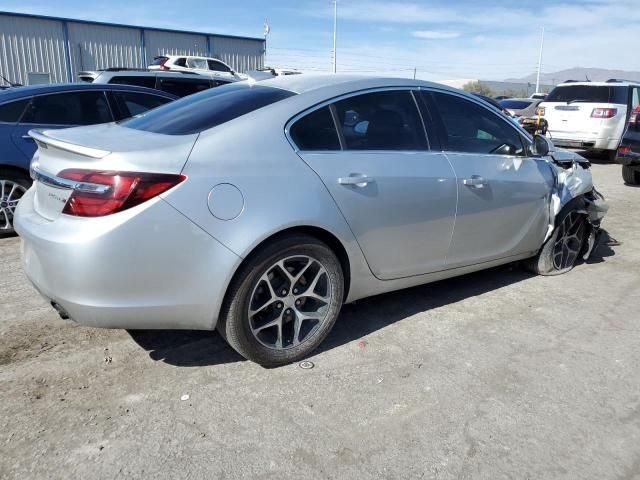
[533, 134, 554, 156]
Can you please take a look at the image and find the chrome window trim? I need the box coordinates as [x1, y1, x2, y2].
[285, 86, 432, 153]
[419, 86, 532, 158]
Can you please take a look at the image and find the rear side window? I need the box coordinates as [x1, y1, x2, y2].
[174, 58, 187, 67]
[110, 91, 173, 120]
[157, 78, 211, 97]
[430, 92, 524, 156]
[122, 83, 296, 135]
[151, 56, 168, 66]
[208, 60, 231, 72]
[108, 76, 156, 89]
[332, 90, 428, 150]
[21, 91, 112, 125]
[187, 58, 208, 69]
[290, 106, 340, 151]
[0, 98, 30, 123]
[545, 85, 628, 104]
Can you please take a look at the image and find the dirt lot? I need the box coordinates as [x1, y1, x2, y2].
[1, 161, 639, 479]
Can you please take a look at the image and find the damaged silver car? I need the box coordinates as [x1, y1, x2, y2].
[15, 76, 608, 366]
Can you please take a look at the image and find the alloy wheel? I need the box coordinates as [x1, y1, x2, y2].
[248, 255, 332, 350]
[0, 179, 27, 232]
[552, 211, 586, 270]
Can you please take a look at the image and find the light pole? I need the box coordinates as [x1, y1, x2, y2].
[535, 27, 545, 94]
[332, 0, 337, 73]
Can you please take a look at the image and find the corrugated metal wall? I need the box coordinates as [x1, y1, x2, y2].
[0, 12, 265, 84]
[68, 22, 142, 73]
[0, 14, 68, 84]
[211, 36, 264, 73]
[144, 30, 208, 60]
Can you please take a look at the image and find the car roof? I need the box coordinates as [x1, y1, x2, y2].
[256, 74, 462, 95]
[502, 98, 536, 102]
[556, 81, 640, 87]
[95, 70, 228, 81]
[0, 82, 177, 102]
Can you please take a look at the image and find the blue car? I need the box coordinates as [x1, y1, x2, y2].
[0, 83, 177, 235]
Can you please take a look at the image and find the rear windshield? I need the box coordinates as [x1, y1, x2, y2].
[500, 100, 533, 110]
[545, 85, 628, 104]
[122, 83, 296, 135]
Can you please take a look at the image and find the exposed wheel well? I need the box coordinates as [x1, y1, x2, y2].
[228, 226, 351, 301]
[0, 165, 31, 180]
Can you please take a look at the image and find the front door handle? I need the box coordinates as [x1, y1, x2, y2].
[462, 176, 486, 188]
[338, 174, 373, 187]
[22, 135, 34, 140]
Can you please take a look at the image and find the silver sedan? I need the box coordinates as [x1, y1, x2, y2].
[15, 75, 608, 366]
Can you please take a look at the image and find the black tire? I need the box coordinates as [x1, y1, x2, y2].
[217, 234, 344, 367]
[527, 209, 587, 276]
[622, 165, 640, 185]
[0, 170, 32, 238]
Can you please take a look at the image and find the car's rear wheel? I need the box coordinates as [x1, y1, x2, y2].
[0, 171, 31, 238]
[527, 209, 587, 275]
[218, 235, 344, 367]
[622, 165, 640, 185]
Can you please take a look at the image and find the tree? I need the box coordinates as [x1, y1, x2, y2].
[462, 81, 495, 97]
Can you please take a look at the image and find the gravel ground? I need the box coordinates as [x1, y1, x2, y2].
[1, 161, 639, 480]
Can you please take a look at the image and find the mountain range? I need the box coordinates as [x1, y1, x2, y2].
[505, 68, 640, 84]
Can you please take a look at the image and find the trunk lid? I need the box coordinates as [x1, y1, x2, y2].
[29, 123, 198, 220]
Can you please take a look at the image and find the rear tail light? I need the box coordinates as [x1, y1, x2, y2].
[159, 57, 169, 70]
[58, 169, 185, 217]
[618, 145, 631, 154]
[591, 108, 618, 119]
[629, 106, 640, 126]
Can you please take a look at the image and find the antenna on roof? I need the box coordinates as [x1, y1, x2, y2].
[585, 74, 590, 81]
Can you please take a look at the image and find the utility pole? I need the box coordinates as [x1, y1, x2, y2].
[332, 0, 337, 73]
[535, 26, 545, 93]
[413, 68, 416, 79]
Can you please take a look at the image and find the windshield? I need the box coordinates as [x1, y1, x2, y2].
[500, 100, 533, 110]
[122, 82, 296, 135]
[545, 85, 627, 104]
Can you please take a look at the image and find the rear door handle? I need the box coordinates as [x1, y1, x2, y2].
[462, 176, 486, 188]
[338, 174, 373, 187]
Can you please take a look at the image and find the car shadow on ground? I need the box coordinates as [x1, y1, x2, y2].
[129, 229, 616, 368]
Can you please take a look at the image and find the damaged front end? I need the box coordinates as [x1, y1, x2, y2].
[546, 149, 609, 260]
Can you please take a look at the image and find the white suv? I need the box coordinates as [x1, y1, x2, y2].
[540, 80, 640, 160]
[148, 55, 242, 81]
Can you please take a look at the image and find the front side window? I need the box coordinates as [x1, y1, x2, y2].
[158, 78, 212, 97]
[122, 82, 296, 135]
[332, 90, 428, 150]
[0, 98, 30, 123]
[110, 91, 173, 120]
[208, 60, 231, 72]
[108, 76, 156, 89]
[430, 92, 524, 156]
[290, 106, 340, 151]
[21, 91, 111, 125]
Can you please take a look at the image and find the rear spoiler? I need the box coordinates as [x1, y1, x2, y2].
[28, 130, 111, 159]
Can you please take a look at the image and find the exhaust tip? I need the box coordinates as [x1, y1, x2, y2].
[51, 302, 70, 320]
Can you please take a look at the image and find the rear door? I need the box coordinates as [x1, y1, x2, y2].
[293, 89, 458, 280]
[425, 90, 553, 268]
[11, 90, 113, 159]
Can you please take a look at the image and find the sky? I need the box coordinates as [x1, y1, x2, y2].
[2, 0, 638, 81]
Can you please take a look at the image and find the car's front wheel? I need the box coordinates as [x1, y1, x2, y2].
[622, 165, 640, 185]
[527, 209, 587, 275]
[218, 235, 344, 367]
[0, 171, 31, 238]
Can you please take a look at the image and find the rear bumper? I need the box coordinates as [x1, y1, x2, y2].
[14, 188, 240, 330]
[549, 134, 617, 151]
[616, 151, 640, 167]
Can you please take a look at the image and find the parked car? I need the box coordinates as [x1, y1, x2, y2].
[500, 98, 547, 135]
[148, 55, 242, 81]
[79, 69, 236, 98]
[471, 93, 513, 117]
[616, 99, 640, 185]
[540, 79, 640, 160]
[0, 83, 176, 235]
[15, 76, 607, 366]
[530, 93, 547, 100]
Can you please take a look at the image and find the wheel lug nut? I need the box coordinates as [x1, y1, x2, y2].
[295, 299, 301, 306]
[293, 288, 298, 294]
[281, 289, 287, 295]
[277, 302, 283, 309]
